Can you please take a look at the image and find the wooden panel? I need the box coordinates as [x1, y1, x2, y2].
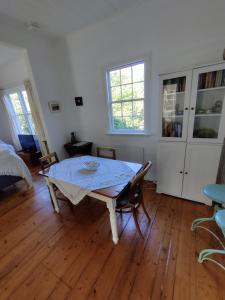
[0, 166, 224, 299]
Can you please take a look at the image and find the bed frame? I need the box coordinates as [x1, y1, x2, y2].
[0, 175, 23, 190]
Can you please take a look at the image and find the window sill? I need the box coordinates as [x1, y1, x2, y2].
[106, 131, 151, 136]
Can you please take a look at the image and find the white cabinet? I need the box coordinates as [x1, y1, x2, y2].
[182, 144, 222, 205]
[157, 142, 186, 197]
[157, 62, 225, 205]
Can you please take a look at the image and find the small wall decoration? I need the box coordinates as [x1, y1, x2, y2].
[49, 102, 61, 113]
[75, 96, 83, 106]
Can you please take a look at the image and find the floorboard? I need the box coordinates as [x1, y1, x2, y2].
[0, 167, 224, 299]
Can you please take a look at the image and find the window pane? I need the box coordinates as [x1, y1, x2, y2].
[110, 70, 120, 86]
[10, 93, 23, 114]
[122, 84, 132, 100]
[133, 82, 144, 99]
[112, 103, 122, 117]
[111, 86, 121, 101]
[113, 116, 125, 129]
[122, 101, 132, 117]
[28, 114, 36, 134]
[123, 117, 133, 129]
[132, 63, 144, 82]
[121, 67, 131, 84]
[17, 115, 30, 134]
[133, 100, 144, 116]
[22, 90, 31, 113]
[133, 116, 144, 130]
[108, 61, 145, 132]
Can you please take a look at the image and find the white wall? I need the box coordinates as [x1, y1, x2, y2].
[0, 55, 28, 89]
[0, 54, 29, 144]
[0, 99, 11, 143]
[0, 23, 73, 158]
[64, 0, 225, 180]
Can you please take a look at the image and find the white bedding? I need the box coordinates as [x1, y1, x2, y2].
[0, 140, 33, 187]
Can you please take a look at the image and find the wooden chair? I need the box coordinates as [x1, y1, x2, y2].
[97, 147, 116, 160]
[116, 161, 152, 238]
[39, 152, 73, 211]
[39, 152, 59, 171]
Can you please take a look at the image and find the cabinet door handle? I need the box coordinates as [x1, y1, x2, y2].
[179, 171, 183, 174]
[184, 107, 189, 110]
[184, 171, 188, 174]
[191, 107, 195, 110]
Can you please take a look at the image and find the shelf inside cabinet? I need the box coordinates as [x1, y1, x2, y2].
[198, 86, 225, 92]
[163, 114, 184, 118]
[163, 91, 185, 96]
[195, 113, 221, 117]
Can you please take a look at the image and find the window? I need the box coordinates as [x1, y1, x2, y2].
[106, 60, 146, 133]
[4, 87, 36, 135]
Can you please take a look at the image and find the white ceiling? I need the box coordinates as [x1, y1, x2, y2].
[0, 44, 22, 67]
[0, 0, 146, 36]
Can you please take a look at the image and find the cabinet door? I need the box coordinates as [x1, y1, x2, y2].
[182, 144, 222, 205]
[160, 71, 192, 141]
[188, 63, 225, 144]
[157, 142, 186, 197]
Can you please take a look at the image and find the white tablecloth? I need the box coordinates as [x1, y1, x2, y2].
[48, 155, 135, 205]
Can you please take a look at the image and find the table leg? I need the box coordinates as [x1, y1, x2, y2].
[45, 178, 59, 213]
[106, 199, 119, 244]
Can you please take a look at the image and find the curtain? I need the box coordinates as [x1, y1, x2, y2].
[0, 90, 22, 150]
[24, 80, 49, 155]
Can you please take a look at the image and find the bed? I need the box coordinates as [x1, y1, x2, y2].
[0, 140, 32, 190]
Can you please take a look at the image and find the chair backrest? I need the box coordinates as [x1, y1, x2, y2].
[39, 152, 59, 171]
[97, 147, 116, 160]
[130, 161, 152, 198]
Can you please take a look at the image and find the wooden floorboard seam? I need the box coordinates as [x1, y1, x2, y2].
[82, 215, 133, 299]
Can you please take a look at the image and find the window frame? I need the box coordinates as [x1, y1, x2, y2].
[105, 58, 150, 135]
[4, 86, 36, 135]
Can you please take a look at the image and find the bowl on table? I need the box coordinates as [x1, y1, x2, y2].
[83, 161, 100, 171]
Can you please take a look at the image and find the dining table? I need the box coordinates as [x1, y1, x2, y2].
[39, 156, 142, 244]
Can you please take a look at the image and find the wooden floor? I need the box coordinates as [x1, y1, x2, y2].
[0, 167, 224, 300]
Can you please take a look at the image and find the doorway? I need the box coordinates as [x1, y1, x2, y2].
[0, 42, 48, 169]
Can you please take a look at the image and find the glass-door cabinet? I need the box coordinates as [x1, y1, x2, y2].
[160, 71, 192, 141]
[188, 63, 225, 143]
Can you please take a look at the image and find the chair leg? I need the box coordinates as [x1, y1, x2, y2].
[141, 200, 151, 223]
[47, 186, 55, 209]
[132, 209, 144, 239]
[191, 205, 223, 231]
[198, 248, 225, 271]
[69, 201, 74, 212]
[191, 216, 215, 231]
[194, 225, 225, 249]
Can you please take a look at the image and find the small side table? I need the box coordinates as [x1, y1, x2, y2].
[64, 141, 93, 157]
[17, 150, 42, 165]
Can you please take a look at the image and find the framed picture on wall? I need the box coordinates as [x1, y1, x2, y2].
[49, 102, 61, 113]
[75, 97, 83, 106]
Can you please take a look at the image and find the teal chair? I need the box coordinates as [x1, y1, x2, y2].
[191, 184, 225, 270]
